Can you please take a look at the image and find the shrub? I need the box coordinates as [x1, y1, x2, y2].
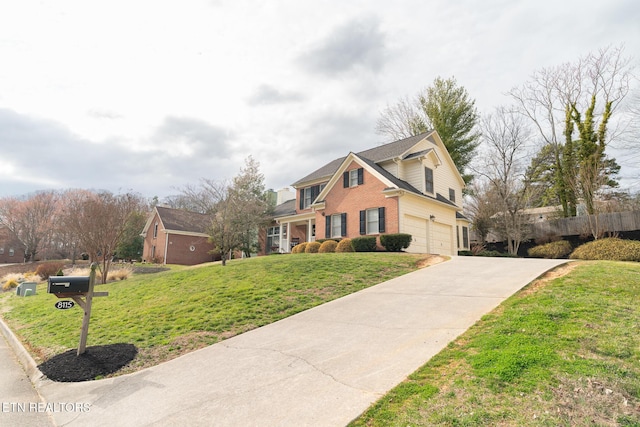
[35, 262, 66, 280]
[292, 242, 308, 254]
[107, 266, 133, 281]
[64, 267, 92, 277]
[528, 240, 573, 259]
[2, 278, 19, 291]
[570, 238, 640, 262]
[23, 272, 42, 282]
[305, 241, 321, 253]
[380, 233, 412, 252]
[318, 240, 338, 253]
[351, 236, 377, 252]
[475, 250, 516, 257]
[335, 238, 354, 253]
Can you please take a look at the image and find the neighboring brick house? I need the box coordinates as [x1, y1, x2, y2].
[141, 206, 220, 265]
[261, 131, 471, 255]
[0, 226, 24, 263]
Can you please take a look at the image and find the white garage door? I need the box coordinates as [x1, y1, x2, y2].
[403, 215, 428, 253]
[432, 222, 452, 255]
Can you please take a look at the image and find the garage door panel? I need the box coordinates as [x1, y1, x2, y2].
[432, 222, 452, 255]
[403, 215, 427, 253]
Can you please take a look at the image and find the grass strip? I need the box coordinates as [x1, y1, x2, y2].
[0, 253, 425, 375]
[350, 261, 640, 426]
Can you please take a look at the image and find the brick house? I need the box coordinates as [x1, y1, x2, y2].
[261, 131, 470, 255]
[141, 206, 220, 265]
[0, 226, 24, 263]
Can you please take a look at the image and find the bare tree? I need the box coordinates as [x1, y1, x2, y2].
[509, 45, 634, 217]
[376, 76, 480, 183]
[0, 191, 58, 262]
[59, 190, 145, 283]
[376, 95, 427, 141]
[465, 181, 499, 245]
[180, 156, 271, 265]
[475, 107, 539, 255]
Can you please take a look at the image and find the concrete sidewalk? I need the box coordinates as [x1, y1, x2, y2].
[0, 329, 52, 426]
[6, 257, 566, 426]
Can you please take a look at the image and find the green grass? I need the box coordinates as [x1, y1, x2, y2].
[0, 253, 426, 373]
[350, 261, 640, 426]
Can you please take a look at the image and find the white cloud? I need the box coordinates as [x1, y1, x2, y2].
[0, 0, 637, 199]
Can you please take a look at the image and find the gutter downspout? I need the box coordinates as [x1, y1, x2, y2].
[164, 231, 169, 265]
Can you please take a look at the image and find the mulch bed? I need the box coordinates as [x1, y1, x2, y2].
[38, 343, 138, 382]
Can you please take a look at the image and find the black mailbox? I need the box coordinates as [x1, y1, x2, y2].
[48, 276, 90, 294]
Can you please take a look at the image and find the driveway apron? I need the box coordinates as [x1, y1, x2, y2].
[16, 257, 566, 426]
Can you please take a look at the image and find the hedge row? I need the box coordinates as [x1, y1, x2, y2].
[526, 237, 640, 261]
[528, 240, 573, 259]
[569, 238, 640, 262]
[290, 233, 413, 254]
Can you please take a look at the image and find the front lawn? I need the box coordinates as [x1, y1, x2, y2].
[0, 253, 428, 375]
[350, 261, 640, 426]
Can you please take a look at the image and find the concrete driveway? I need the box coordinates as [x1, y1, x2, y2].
[5, 256, 567, 426]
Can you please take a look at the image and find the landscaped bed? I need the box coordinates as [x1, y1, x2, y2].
[0, 253, 430, 381]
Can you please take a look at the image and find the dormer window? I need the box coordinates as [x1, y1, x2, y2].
[425, 167, 434, 194]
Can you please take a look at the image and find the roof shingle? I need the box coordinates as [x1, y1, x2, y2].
[156, 206, 211, 234]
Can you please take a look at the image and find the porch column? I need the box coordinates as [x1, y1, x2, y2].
[278, 223, 284, 253]
[307, 219, 313, 242]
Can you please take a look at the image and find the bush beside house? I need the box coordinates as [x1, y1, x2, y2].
[351, 236, 377, 252]
[318, 240, 338, 253]
[380, 233, 412, 252]
[335, 238, 354, 253]
[292, 242, 308, 254]
[305, 242, 321, 253]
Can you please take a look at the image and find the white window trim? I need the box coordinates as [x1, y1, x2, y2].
[349, 169, 359, 187]
[331, 214, 342, 238]
[366, 208, 379, 235]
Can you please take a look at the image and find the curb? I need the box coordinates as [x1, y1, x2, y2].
[0, 315, 44, 385]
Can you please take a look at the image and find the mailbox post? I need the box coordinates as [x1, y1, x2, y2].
[47, 263, 108, 356]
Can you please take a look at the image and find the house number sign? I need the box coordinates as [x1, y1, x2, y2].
[55, 300, 75, 310]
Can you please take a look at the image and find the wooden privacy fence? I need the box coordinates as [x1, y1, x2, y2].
[532, 210, 640, 239]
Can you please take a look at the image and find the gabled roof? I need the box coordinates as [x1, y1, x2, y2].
[293, 132, 436, 187]
[141, 206, 211, 236]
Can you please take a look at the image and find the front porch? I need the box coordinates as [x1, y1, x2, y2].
[266, 212, 317, 254]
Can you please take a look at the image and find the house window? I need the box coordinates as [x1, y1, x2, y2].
[332, 215, 342, 238]
[425, 167, 434, 194]
[304, 187, 312, 209]
[326, 213, 347, 238]
[300, 184, 325, 210]
[266, 226, 280, 254]
[360, 207, 386, 235]
[350, 169, 359, 187]
[0, 247, 3, 255]
[9, 248, 15, 257]
[449, 188, 456, 203]
[153, 222, 158, 238]
[343, 168, 364, 188]
[463, 226, 469, 248]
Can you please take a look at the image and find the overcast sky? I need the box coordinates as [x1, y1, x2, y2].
[1, 0, 639, 200]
